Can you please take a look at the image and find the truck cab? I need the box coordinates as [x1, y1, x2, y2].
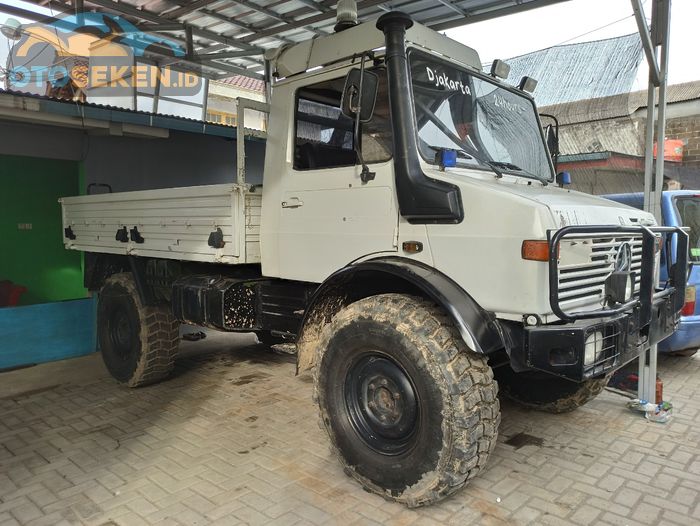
[59, 11, 689, 507]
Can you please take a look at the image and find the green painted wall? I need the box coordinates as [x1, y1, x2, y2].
[0, 155, 86, 305]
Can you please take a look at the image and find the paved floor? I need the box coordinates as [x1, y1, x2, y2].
[1, 332, 699, 526]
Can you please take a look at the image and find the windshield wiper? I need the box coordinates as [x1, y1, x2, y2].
[480, 160, 505, 178]
[489, 161, 546, 183]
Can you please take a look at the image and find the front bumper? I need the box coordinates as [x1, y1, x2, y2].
[525, 291, 679, 380]
[523, 224, 688, 381]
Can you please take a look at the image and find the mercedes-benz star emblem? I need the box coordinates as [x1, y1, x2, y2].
[614, 242, 632, 272]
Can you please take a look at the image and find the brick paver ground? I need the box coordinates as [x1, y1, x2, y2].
[1, 332, 699, 525]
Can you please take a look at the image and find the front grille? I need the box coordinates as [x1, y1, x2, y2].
[557, 234, 644, 313]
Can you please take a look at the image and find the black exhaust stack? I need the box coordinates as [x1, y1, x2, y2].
[376, 12, 463, 224]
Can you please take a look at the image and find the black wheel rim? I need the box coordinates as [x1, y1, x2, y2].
[344, 352, 419, 456]
[108, 305, 135, 360]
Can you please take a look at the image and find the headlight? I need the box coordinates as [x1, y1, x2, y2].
[584, 331, 604, 365]
[605, 271, 634, 305]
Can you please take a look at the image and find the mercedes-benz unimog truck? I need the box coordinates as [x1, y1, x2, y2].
[59, 11, 688, 507]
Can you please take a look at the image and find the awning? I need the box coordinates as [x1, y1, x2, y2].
[3, 1, 573, 80]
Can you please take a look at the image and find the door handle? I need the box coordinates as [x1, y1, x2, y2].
[281, 197, 303, 208]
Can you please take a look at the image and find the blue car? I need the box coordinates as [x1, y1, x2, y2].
[605, 191, 699, 355]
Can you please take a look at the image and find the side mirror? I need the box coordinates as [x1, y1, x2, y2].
[544, 124, 559, 157]
[341, 68, 378, 123]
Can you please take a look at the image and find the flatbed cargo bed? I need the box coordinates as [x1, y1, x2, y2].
[60, 183, 262, 264]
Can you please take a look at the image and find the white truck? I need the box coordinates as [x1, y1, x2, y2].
[60, 11, 688, 507]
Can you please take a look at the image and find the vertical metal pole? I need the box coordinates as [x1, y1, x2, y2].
[264, 59, 272, 132]
[639, 0, 672, 404]
[201, 77, 210, 122]
[643, 84, 656, 215]
[236, 98, 246, 185]
[75, 0, 84, 26]
[132, 56, 138, 111]
[152, 66, 161, 114]
[264, 59, 272, 104]
[654, 0, 671, 220]
[185, 26, 194, 60]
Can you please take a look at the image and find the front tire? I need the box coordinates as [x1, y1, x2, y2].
[314, 294, 499, 507]
[495, 365, 607, 413]
[97, 273, 179, 387]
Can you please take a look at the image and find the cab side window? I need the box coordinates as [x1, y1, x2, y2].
[294, 69, 392, 170]
[294, 79, 356, 170]
[361, 70, 392, 164]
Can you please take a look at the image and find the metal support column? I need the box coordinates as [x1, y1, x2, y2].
[201, 77, 210, 122]
[632, 0, 672, 403]
[235, 98, 270, 185]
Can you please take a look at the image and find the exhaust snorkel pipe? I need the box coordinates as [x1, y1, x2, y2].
[376, 11, 463, 224]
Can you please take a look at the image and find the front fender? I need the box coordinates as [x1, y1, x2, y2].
[296, 256, 506, 372]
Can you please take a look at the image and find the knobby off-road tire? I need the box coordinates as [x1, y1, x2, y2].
[98, 273, 179, 387]
[314, 293, 500, 507]
[495, 365, 607, 413]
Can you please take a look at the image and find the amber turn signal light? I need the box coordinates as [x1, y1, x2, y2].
[402, 241, 423, 254]
[522, 240, 551, 261]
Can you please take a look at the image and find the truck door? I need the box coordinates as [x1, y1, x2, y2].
[274, 69, 398, 283]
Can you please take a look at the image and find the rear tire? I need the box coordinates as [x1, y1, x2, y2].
[314, 294, 499, 507]
[495, 365, 607, 413]
[97, 273, 179, 387]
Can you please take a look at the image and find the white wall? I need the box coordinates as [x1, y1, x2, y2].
[208, 82, 267, 131]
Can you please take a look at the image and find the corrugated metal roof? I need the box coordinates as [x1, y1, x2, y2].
[544, 80, 700, 160]
[496, 33, 643, 107]
[0, 88, 265, 140]
[556, 116, 644, 158]
[216, 75, 266, 92]
[541, 80, 700, 125]
[6, 1, 572, 80]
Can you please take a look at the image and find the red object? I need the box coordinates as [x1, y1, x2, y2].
[681, 286, 696, 316]
[682, 300, 695, 316]
[654, 139, 684, 163]
[656, 378, 663, 405]
[0, 281, 27, 307]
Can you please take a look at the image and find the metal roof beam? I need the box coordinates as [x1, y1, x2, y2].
[192, 6, 297, 46]
[434, 0, 469, 17]
[164, 0, 222, 20]
[168, 54, 263, 77]
[429, 0, 573, 31]
[1, 1, 263, 78]
[295, 0, 332, 13]
[140, 23, 190, 32]
[630, 0, 661, 86]
[195, 50, 263, 60]
[240, 0, 387, 43]
[81, 0, 263, 53]
[0, 3, 60, 26]
[230, 1, 327, 37]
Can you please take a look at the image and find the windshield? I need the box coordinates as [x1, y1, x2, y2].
[409, 49, 553, 181]
[675, 196, 700, 261]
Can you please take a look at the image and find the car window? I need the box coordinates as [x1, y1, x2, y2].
[675, 196, 700, 261]
[293, 69, 391, 170]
